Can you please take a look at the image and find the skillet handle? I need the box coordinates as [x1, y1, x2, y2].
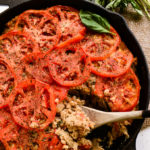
[0, 0, 29, 8]
[142, 110, 150, 118]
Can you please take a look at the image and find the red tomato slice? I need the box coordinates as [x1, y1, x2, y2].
[0, 31, 39, 78]
[23, 53, 53, 84]
[47, 5, 86, 48]
[51, 83, 69, 103]
[1, 128, 31, 150]
[47, 46, 91, 87]
[80, 32, 103, 61]
[0, 108, 17, 137]
[91, 42, 133, 77]
[23, 52, 68, 102]
[16, 129, 40, 149]
[38, 133, 63, 150]
[101, 26, 121, 57]
[9, 79, 56, 130]
[81, 27, 120, 61]
[0, 108, 21, 150]
[0, 31, 39, 60]
[0, 57, 16, 108]
[15, 10, 60, 53]
[0, 109, 40, 149]
[94, 69, 140, 112]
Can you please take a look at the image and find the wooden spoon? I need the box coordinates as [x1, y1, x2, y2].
[81, 106, 150, 128]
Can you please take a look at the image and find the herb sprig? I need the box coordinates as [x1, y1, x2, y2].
[93, 0, 150, 19]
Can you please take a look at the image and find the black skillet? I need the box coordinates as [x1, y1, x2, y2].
[0, 0, 149, 149]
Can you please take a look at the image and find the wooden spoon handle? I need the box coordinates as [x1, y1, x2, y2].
[81, 106, 150, 128]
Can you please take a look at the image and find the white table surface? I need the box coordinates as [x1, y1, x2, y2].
[136, 126, 150, 150]
[0, 5, 9, 13]
[0, 5, 150, 150]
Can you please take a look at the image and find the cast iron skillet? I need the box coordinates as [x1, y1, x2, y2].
[0, 0, 149, 149]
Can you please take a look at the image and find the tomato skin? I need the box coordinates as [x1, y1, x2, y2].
[0, 31, 39, 59]
[0, 56, 16, 109]
[47, 5, 79, 15]
[23, 53, 53, 84]
[0, 108, 21, 150]
[94, 69, 140, 112]
[47, 5, 86, 48]
[0, 109, 40, 150]
[15, 10, 60, 53]
[9, 79, 56, 130]
[47, 46, 91, 87]
[23, 52, 68, 102]
[81, 26, 120, 61]
[101, 26, 121, 57]
[51, 83, 69, 103]
[57, 33, 84, 48]
[0, 31, 39, 82]
[1, 140, 18, 150]
[81, 33, 103, 61]
[91, 42, 133, 77]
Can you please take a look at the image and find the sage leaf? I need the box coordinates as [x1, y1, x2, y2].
[79, 10, 113, 34]
[106, 0, 121, 9]
[95, 0, 105, 6]
[131, 0, 144, 16]
[105, 0, 116, 9]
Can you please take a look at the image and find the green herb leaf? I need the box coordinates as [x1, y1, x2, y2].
[95, 0, 106, 6]
[122, 0, 129, 7]
[105, 0, 116, 9]
[106, 0, 122, 9]
[79, 10, 113, 34]
[119, 1, 128, 12]
[89, 0, 150, 20]
[131, 0, 144, 16]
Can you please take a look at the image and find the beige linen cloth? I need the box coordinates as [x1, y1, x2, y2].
[122, 8, 150, 128]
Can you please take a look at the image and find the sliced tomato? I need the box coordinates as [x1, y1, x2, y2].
[1, 127, 20, 150]
[2, 130, 40, 150]
[16, 129, 40, 149]
[38, 133, 63, 150]
[9, 79, 56, 130]
[47, 5, 86, 48]
[0, 31, 39, 60]
[81, 27, 120, 61]
[101, 26, 120, 57]
[1, 128, 30, 150]
[23, 53, 53, 84]
[51, 83, 69, 103]
[47, 46, 91, 87]
[91, 42, 133, 77]
[0, 57, 16, 108]
[0, 35, 13, 53]
[0, 108, 16, 133]
[94, 69, 140, 112]
[15, 10, 60, 53]
[0, 109, 40, 150]
[80, 32, 103, 61]
[0, 108, 22, 150]
[0, 31, 39, 78]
